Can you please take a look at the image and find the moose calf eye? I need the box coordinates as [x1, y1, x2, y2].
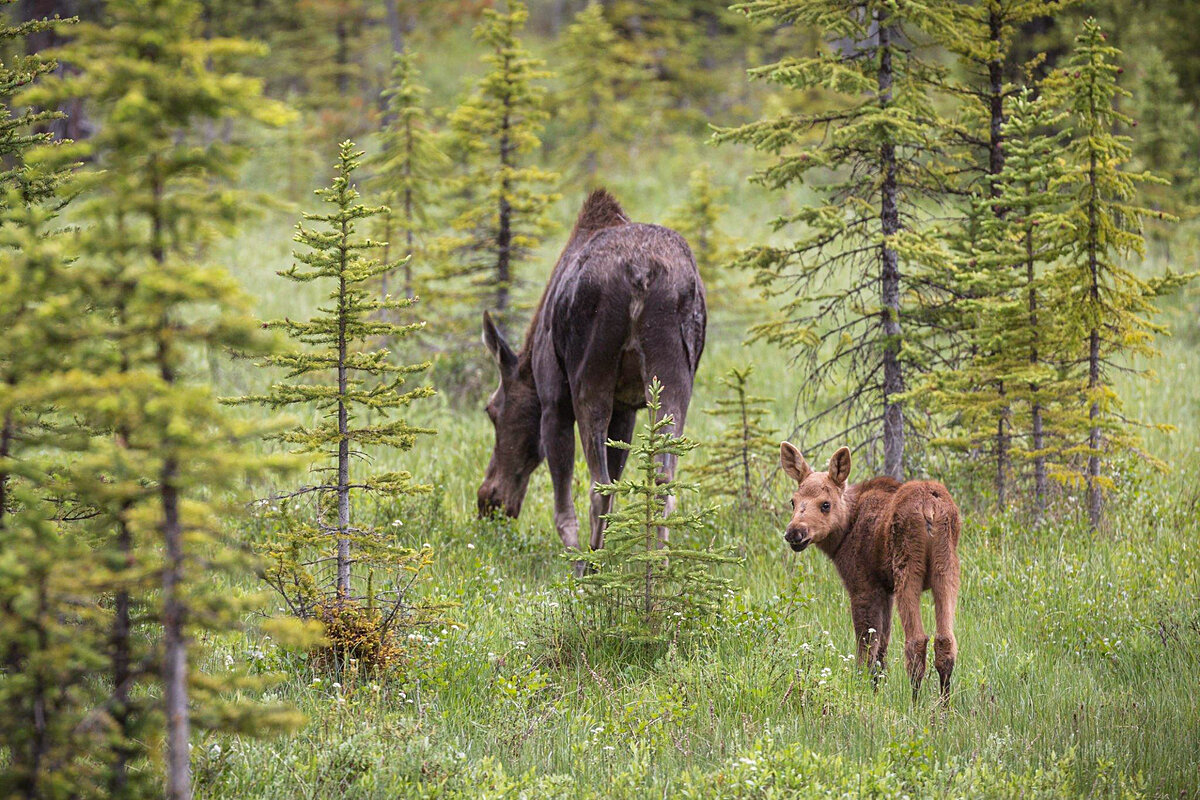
[820, 501, 831, 513]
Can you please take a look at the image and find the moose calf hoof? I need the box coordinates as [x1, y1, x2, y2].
[904, 637, 929, 700]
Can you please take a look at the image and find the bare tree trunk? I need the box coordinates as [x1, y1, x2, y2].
[161, 454, 190, 800]
[151, 157, 191, 800]
[878, 17, 904, 481]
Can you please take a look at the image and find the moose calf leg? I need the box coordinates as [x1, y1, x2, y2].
[895, 573, 928, 703]
[931, 563, 960, 703]
[851, 592, 888, 683]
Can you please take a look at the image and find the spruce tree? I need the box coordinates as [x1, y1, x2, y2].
[1051, 19, 1187, 530]
[931, 0, 1075, 508]
[691, 366, 776, 505]
[26, 1, 296, 796]
[442, 0, 559, 338]
[923, 90, 1075, 517]
[573, 380, 737, 647]
[0, 142, 106, 800]
[665, 163, 737, 304]
[368, 52, 445, 304]
[717, 0, 954, 480]
[605, 0, 757, 127]
[235, 141, 436, 638]
[555, 2, 649, 185]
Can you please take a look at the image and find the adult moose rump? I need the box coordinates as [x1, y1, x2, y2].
[478, 188, 706, 562]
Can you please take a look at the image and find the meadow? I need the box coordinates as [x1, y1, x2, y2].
[188, 126, 1200, 798]
[4, 3, 1199, 798]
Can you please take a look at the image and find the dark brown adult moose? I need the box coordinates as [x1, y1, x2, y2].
[779, 442, 961, 702]
[478, 189, 706, 568]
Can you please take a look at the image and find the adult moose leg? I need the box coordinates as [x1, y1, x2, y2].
[575, 390, 616, 552]
[541, 397, 579, 553]
[606, 406, 638, 482]
[641, 349, 694, 544]
[931, 554, 960, 703]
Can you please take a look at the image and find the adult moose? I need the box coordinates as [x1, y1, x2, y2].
[478, 189, 706, 566]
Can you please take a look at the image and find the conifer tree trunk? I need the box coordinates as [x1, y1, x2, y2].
[740, 385, 751, 500]
[987, 8, 1005, 190]
[152, 160, 192, 800]
[1086, 147, 1103, 530]
[111, 300, 135, 796]
[384, 0, 406, 56]
[0, 407, 12, 528]
[987, 4, 1008, 510]
[1027, 230, 1047, 520]
[337, 258, 351, 599]
[403, 115, 415, 299]
[496, 88, 513, 325]
[878, 16, 904, 481]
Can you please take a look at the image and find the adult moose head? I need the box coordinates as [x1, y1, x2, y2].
[478, 189, 707, 568]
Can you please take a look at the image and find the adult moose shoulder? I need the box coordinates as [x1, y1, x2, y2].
[478, 188, 707, 566]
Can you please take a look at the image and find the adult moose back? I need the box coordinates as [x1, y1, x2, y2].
[478, 189, 707, 562]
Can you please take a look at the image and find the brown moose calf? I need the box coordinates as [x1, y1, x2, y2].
[779, 442, 962, 702]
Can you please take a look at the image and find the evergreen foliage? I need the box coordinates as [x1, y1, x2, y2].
[369, 51, 446, 303]
[716, 0, 955, 481]
[24, 1, 300, 796]
[572, 381, 738, 647]
[235, 141, 439, 662]
[441, 0, 560, 338]
[692, 366, 776, 505]
[605, 0, 758, 127]
[1049, 19, 1188, 529]
[922, 90, 1075, 517]
[665, 164, 737, 303]
[555, 2, 650, 185]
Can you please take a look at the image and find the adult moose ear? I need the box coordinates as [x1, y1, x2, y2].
[780, 442, 812, 484]
[827, 446, 852, 487]
[482, 311, 517, 379]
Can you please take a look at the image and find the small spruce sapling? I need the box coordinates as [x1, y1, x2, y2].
[692, 366, 776, 505]
[235, 141, 440, 668]
[665, 164, 738, 305]
[369, 52, 446, 304]
[571, 380, 738, 647]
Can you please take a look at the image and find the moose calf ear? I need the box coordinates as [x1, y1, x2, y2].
[828, 446, 852, 486]
[482, 311, 517, 377]
[780, 441, 812, 484]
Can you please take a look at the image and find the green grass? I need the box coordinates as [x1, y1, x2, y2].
[189, 57, 1200, 797]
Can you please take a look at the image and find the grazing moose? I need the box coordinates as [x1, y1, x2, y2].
[779, 442, 961, 702]
[478, 189, 707, 568]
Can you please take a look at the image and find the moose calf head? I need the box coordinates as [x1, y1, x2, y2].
[478, 311, 543, 519]
[780, 442, 852, 552]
